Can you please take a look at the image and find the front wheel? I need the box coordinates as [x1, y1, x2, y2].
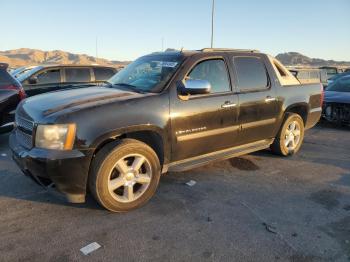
[270, 113, 305, 156]
[89, 139, 161, 212]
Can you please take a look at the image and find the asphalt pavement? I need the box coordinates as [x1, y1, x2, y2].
[0, 122, 349, 262]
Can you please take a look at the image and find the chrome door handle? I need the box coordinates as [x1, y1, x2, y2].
[265, 96, 277, 103]
[221, 102, 237, 108]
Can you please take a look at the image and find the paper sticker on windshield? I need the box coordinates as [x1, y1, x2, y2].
[159, 62, 178, 68]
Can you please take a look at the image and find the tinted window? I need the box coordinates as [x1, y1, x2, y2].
[65, 68, 91, 82]
[297, 71, 310, 79]
[188, 59, 230, 93]
[310, 71, 320, 79]
[234, 57, 268, 91]
[94, 68, 115, 81]
[36, 69, 61, 84]
[0, 70, 16, 86]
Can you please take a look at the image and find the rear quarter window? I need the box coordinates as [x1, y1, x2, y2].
[233, 56, 269, 92]
[65, 68, 91, 82]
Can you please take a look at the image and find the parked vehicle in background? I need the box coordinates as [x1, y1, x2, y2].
[0, 63, 26, 133]
[10, 49, 323, 212]
[10, 66, 38, 79]
[327, 71, 350, 86]
[323, 75, 350, 125]
[17, 65, 118, 97]
[319, 66, 341, 80]
[289, 68, 326, 86]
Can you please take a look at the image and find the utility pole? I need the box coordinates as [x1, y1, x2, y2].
[162, 37, 164, 52]
[211, 0, 215, 48]
[95, 36, 98, 59]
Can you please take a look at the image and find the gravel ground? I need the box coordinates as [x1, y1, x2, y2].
[0, 122, 349, 262]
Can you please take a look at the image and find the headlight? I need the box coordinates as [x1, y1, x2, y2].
[35, 124, 76, 150]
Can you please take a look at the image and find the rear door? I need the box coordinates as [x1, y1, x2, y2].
[61, 67, 92, 89]
[93, 67, 116, 84]
[170, 55, 240, 161]
[232, 55, 279, 145]
[23, 68, 62, 96]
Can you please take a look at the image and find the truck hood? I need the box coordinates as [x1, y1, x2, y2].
[324, 91, 350, 104]
[19, 87, 143, 120]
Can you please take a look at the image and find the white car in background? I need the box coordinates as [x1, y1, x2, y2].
[10, 66, 38, 79]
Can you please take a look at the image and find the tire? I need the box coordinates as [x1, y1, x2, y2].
[89, 139, 161, 212]
[270, 113, 305, 156]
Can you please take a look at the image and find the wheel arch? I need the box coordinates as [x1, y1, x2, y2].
[284, 102, 310, 125]
[91, 125, 168, 167]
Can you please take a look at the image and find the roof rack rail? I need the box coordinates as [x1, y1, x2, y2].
[200, 48, 260, 53]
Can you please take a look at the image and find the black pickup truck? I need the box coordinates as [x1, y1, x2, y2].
[10, 49, 323, 212]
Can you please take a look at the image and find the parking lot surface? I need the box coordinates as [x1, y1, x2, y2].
[0, 123, 349, 262]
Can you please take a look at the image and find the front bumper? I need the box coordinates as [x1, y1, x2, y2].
[9, 131, 93, 203]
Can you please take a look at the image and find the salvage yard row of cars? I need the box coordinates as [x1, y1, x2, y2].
[0, 48, 349, 212]
[0, 64, 117, 132]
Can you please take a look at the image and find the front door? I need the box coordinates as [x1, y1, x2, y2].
[170, 56, 239, 161]
[23, 68, 62, 97]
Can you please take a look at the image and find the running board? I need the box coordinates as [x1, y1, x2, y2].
[163, 139, 273, 173]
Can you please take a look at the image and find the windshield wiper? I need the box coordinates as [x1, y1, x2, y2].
[112, 83, 147, 94]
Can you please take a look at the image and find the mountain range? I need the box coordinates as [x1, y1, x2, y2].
[0, 48, 349, 69]
[276, 52, 350, 68]
[0, 48, 129, 68]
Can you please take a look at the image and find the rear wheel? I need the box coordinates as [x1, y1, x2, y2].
[89, 139, 161, 212]
[270, 113, 305, 156]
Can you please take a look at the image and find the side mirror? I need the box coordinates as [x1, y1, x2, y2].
[178, 79, 211, 96]
[28, 76, 38, 85]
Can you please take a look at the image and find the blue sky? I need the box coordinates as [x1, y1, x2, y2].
[2, 0, 350, 61]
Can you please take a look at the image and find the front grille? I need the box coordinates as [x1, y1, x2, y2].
[15, 116, 34, 149]
[323, 102, 350, 123]
[16, 129, 33, 149]
[16, 115, 34, 132]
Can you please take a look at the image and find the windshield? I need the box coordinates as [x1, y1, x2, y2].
[107, 54, 184, 93]
[17, 66, 42, 82]
[10, 67, 26, 76]
[326, 77, 350, 92]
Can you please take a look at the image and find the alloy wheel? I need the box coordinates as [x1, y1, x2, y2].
[107, 154, 152, 203]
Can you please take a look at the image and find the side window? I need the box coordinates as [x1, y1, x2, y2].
[310, 71, 319, 79]
[36, 69, 61, 84]
[188, 59, 231, 93]
[234, 57, 269, 91]
[65, 68, 91, 83]
[94, 68, 115, 81]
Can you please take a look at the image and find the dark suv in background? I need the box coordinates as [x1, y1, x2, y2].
[17, 65, 118, 96]
[0, 63, 26, 132]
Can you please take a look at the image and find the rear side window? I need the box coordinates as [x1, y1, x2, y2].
[36, 69, 61, 84]
[94, 68, 115, 81]
[234, 57, 269, 91]
[0, 70, 16, 86]
[297, 71, 310, 80]
[65, 68, 91, 82]
[310, 71, 320, 79]
[188, 59, 231, 93]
